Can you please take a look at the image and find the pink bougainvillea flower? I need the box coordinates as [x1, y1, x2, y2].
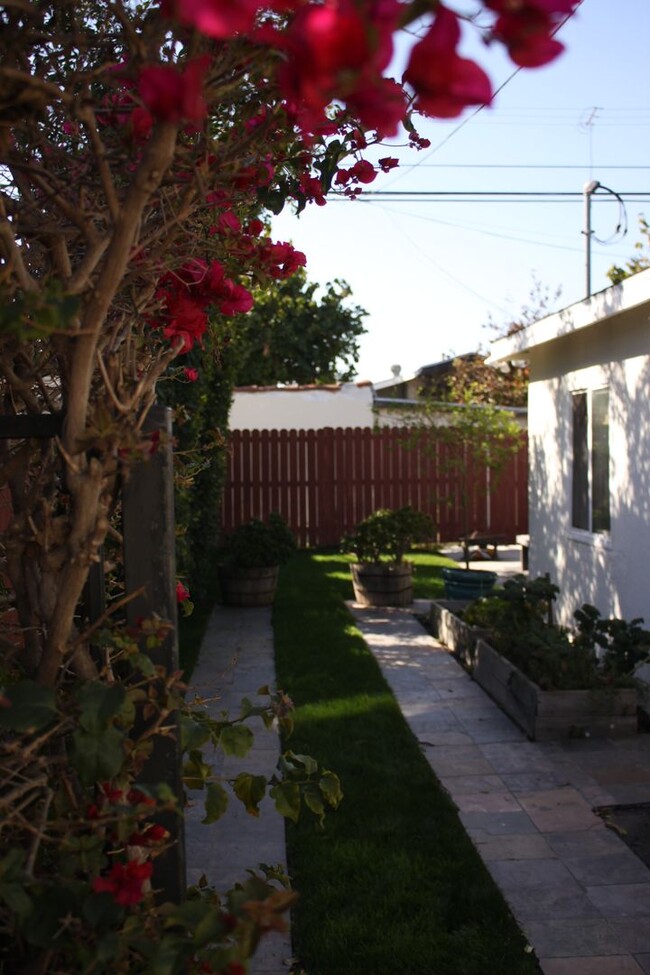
[350, 159, 376, 184]
[162, 295, 208, 353]
[92, 860, 153, 906]
[183, 367, 199, 382]
[129, 823, 170, 846]
[484, 0, 577, 14]
[403, 5, 492, 118]
[163, 0, 261, 38]
[245, 217, 265, 237]
[217, 280, 254, 316]
[346, 76, 406, 138]
[138, 56, 210, 124]
[378, 156, 399, 172]
[176, 581, 191, 603]
[259, 240, 307, 278]
[278, 0, 402, 135]
[491, 10, 564, 67]
[485, 0, 579, 67]
[216, 210, 242, 234]
[298, 174, 327, 206]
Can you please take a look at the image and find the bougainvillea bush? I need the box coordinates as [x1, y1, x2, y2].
[0, 0, 578, 971]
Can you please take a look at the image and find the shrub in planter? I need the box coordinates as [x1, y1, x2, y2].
[342, 507, 434, 607]
[218, 514, 296, 606]
[453, 574, 650, 739]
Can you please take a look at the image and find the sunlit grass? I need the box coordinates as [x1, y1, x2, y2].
[272, 551, 542, 975]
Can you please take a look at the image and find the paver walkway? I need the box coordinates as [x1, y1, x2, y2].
[184, 605, 293, 974]
[350, 600, 650, 975]
[186, 575, 650, 975]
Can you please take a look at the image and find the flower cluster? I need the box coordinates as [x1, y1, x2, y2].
[158, 0, 578, 138]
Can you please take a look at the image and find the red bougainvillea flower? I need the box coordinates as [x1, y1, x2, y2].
[378, 156, 399, 172]
[345, 76, 406, 138]
[491, 9, 563, 66]
[93, 860, 153, 906]
[217, 280, 254, 316]
[138, 56, 210, 124]
[163, 0, 261, 39]
[129, 823, 170, 846]
[350, 159, 376, 184]
[404, 5, 492, 118]
[162, 295, 208, 353]
[183, 367, 199, 382]
[278, 0, 404, 136]
[176, 581, 191, 603]
[485, 0, 579, 67]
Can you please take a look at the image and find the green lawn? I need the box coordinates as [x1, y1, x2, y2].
[272, 550, 541, 975]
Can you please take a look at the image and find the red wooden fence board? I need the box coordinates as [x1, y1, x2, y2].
[221, 426, 528, 548]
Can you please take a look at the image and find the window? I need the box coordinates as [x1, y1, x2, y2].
[572, 388, 610, 533]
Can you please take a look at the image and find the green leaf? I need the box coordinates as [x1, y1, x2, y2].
[76, 682, 125, 734]
[203, 782, 229, 824]
[303, 783, 325, 825]
[71, 726, 125, 785]
[279, 750, 318, 777]
[233, 772, 267, 816]
[23, 886, 81, 947]
[319, 770, 343, 809]
[183, 750, 213, 790]
[180, 714, 210, 752]
[82, 892, 124, 930]
[270, 780, 301, 823]
[220, 724, 253, 758]
[0, 681, 58, 732]
[0, 881, 32, 922]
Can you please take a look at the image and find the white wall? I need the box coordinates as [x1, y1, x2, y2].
[229, 381, 374, 430]
[528, 304, 650, 626]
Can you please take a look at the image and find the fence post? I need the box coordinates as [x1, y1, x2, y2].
[122, 404, 186, 903]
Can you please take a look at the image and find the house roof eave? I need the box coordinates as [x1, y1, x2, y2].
[486, 266, 650, 365]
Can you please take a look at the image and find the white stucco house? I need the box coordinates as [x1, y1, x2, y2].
[229, 380, 375, 430]
[488, 266, 650, 628]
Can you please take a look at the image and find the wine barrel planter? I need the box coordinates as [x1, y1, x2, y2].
[218, 565, 279, 607]
[442, 567, 497, 601]
[350, 562, 413, 607]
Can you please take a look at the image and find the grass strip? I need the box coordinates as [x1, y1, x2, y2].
[273, 550, 541, 975]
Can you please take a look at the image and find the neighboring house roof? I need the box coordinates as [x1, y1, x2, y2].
[487, 266, 650, 365]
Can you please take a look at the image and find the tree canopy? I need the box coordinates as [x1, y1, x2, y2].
[217, 267, 367, 386]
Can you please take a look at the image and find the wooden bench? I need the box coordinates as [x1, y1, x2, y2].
[458, 532, 507, 563]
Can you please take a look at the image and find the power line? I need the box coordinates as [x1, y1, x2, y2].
[398, 164, 650, 170]
[332, 191, 650, 203]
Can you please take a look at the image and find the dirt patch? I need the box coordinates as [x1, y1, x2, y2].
[597, 803, 650, 869]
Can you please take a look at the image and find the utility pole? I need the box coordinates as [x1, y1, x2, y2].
[583, 179, 600, 297]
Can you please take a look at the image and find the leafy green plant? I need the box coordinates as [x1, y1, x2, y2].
[574, 603, 650, 678]
[341, 506, 434, 564]
[219, 514, 297, 568]
[0, 620, 340, 973]
[463, 575, 649, 690]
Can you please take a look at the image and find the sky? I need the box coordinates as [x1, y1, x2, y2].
[271, 0, 650, 384]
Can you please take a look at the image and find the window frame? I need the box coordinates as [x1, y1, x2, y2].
[571, 386, 610, 535]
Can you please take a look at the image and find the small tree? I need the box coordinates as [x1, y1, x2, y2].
[216, 266, 367, 386]
[400, 374, 524, 567]
[607, 215, 650, 285]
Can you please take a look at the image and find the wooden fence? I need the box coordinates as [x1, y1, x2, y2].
[222, 426, 528, 548]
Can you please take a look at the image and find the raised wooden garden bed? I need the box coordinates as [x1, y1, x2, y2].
[430, 600, 638, 741]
